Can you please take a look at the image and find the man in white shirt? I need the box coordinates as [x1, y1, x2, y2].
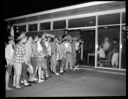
[97, 46, 106, 59]
[5, 37, 14, 91]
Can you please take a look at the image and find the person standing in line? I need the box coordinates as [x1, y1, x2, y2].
[44, 36, 52, 77]
[65, 35, 73, 70]
[71, 38, 77, 71]
[51, 37, 60, 75]
[40, 36, 49, 79]
[75, 39, 80, 68]
[21, 36, 32, 87]
[5, 36, 15, 90]
[30, 36, 38, 82]
[36, 37, 45, 83]
[59, 38, 66, 73]
[56, 37, 62, 74]
[13, 33, 27, 88]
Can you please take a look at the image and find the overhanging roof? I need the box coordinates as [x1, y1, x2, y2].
[5, 1, 125, 24]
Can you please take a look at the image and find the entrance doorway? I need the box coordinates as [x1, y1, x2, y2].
[80, 29, 95, 66]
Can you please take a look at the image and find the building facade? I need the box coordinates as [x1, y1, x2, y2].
[5, 1, 126, 71]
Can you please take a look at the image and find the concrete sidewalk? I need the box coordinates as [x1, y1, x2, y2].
[6, 69, 126, 97]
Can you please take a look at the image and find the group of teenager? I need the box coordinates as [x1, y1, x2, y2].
[5, 31, 82, 91]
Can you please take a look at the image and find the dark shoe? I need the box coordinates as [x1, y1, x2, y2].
[28, 81, 37, 83]
[24, 84, 32, 87]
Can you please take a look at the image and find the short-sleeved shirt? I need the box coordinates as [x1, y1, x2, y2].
[5, 44, 14, 65]
[13, 43, 26, 64]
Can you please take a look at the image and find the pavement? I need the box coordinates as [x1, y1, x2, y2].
[6, 69, 126, 97]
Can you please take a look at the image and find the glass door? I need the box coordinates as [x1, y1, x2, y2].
[80, 29, 95, 66]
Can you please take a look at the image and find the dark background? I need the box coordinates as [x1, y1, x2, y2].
[4, 0, 89, 19]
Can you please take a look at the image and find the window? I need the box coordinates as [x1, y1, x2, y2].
[68, 16, 96, 28]
[98, 13, 120, 25]
[28, 24, 37, 31]
[18, 25, 26, 32]
[97, 26, 120, 68]
[53, 20, 66, 29]
[40, 22, 50, 30]
[122, 12, 126, 23]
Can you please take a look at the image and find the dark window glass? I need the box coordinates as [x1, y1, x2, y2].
[97, 26, 120, 68]
[53, 20, 66, 29]
[28, 24, 37, 31]
[18, 25, 26, 32]
[122, 12, 126, 23]
[40, 22, 50, 30]
[68, 16, 96, 28]
[121, 25, 126, 69]
[98, 13, 120, 25]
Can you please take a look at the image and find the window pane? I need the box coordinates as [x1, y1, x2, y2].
[40, 22, 50, 30]
[97, 26, 120, 68]
[121, 25, 126, 69]
[68, 16, 96, 28]
[53, 20, 66, 29]
[122, 12, 126, 23]
[98, 13, 120, 25]
[18, 25, 26, 32]
[28, 24, 37, 31]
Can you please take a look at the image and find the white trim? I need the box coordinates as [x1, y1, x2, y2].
[98, 24, 121, 27]
[26, 24, 28, 32]
[51, 28, 65, 31]
[50, 21, 52, 30]
[66, 19, 68, 29]
[95, 66, 126, 71]
[12, 8, 125, 26]
[37, 23, 40, 31]
[67, 26, 96, 30]
[5, 1, 114, 21]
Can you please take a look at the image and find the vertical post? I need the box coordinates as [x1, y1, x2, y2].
[37, 22, 40, 31]
[95, 15, 98, 68]
[81, 43, 83, 60]
[51, 21, 53, 30]
[26, 24, 28, 32]
[119, 12, 122, 70]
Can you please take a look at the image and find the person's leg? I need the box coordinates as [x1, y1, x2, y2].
[50, 55, 54, 72]
[30, 57, 38, 81]
[13, 69, 16, 87]
[111, 54, 114, 67]
[54, 56, 59, 75]
[22, 63, 30, 86]
[38, 67, 44, 83]
[115, 53, 119, 68]
[14, 63, 22, 88]
[5, 64, 13, 90]
[69, 53, 73, 70]
[60, 59, 63, 73]
[65, 53, 69, 70]
[52, 55, 56, 73]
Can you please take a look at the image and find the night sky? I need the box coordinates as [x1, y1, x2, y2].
[4, 0, 89, 19]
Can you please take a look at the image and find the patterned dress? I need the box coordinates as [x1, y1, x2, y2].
[13, 43, 26, 64]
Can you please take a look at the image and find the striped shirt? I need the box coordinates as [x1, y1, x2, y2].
[13, 43, 26, 64]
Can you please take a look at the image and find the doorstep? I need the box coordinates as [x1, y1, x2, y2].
[78, 65, 126, 76]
